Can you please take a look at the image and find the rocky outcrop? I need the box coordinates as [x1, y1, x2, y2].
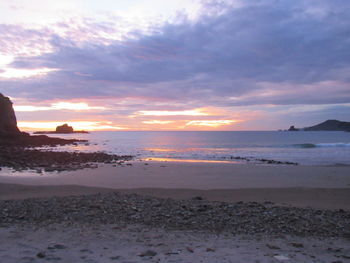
[288, 125, 299, 131]
[0, 93, 21, 136]
[56, 123, 74, 133]
[287, 120, 350, 131]
[303, 120, 350, 131]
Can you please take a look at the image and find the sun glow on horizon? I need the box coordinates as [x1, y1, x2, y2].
[186, 120, 238, 127]
[142, 120, 174, 124]
[18, 121, 124, 131]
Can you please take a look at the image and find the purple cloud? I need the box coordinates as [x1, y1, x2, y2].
[1, 0, 350, 108]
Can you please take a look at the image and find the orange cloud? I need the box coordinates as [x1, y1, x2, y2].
[142, 120, 174, 124]
[137, 109, 208, 116]
[186, 120, 238, 127]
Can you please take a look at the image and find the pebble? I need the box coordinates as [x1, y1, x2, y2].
[0, 192, 349, 238]
[139, 250, 157, 257]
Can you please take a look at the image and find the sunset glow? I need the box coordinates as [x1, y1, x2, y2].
[143, 120, 174, 124]
[138, 110, 208, 116]
[1, 0, 349, 131]
[18, 121, 124, 131]
[186, 120, 238, 127]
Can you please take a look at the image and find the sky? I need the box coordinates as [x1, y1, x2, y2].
[0, 0, 349, 131]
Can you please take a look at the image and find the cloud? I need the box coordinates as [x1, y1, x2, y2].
[1, 0, 350, 130]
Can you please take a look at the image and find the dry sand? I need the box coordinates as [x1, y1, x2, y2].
[1, 224, 349, 263]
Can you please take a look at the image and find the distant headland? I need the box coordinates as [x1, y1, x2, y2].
[287, 120, 350, 131]
[34, 123, 89, 134]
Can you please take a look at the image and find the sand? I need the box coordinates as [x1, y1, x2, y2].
[1, 162, 349, 263]
[1, 224, 349, 263]
[0, 162, 349, 209]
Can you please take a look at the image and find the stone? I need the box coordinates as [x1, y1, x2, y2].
[290, 242, 304, 248]
[266, 244, 281, 250]
[48, 244, 67, 250]
[36, 252, 46, 258]
[139, 250, 157, 257]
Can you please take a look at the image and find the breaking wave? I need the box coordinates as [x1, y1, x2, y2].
[294, 143, 350, 148]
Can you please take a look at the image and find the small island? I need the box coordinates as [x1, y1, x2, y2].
[287, 120, 350, 132]
[34, 123, 89, 134]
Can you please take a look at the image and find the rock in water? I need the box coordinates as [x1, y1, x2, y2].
[0, 93, 21, 136]
[55, 123, 74, 133]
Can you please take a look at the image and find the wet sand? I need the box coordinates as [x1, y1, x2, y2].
[0, 162, 349, 209]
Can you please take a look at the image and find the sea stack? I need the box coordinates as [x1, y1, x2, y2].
[0, 93, 22, 136]
[56, 123, 74, 133]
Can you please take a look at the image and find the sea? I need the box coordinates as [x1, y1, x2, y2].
[34, 131, 350, 166]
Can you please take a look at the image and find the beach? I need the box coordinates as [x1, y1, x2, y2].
[1, 162, 349, 262]
[1, 161, 350, 209]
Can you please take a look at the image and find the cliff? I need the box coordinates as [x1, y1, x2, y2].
[0, 93, 22, 136]
[303, 120, 350, 131]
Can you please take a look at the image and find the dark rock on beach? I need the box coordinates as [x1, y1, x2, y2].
[0, 147, 132, 172]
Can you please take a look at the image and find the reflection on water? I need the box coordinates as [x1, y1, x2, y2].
[144, 157, 236, 164]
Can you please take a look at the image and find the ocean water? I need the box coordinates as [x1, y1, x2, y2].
[34, 131, 350, 166]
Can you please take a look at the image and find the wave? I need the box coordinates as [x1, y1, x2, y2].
[294, 143, 350, 148]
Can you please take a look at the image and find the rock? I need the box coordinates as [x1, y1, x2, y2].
[290, 242, 304, 248]
[192, 196, 203, 201]
[0, 93, 22, 136]
[186, 247, 194, 253]
[55, 123, 74, 133]
[139, 250, 157, 257]
[48, 244, 67, 250]
[287, 125, 299, 131]
[36, 252, 46, 258]
[266, 244, 281, 250]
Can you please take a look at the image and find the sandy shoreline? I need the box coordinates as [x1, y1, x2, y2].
[1, 161, 350, 209]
